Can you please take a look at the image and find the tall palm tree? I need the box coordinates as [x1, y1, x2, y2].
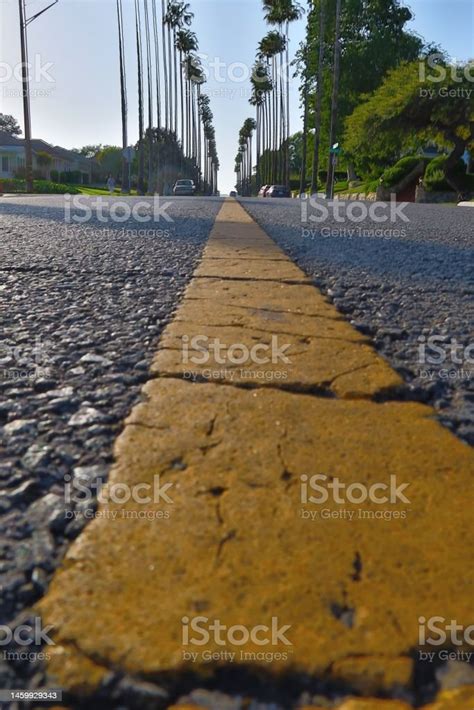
[190, 65, 205, 176]
[116, 0, 129, 192]
[176, 29, 198, 158]
[258, 30, 286, 184]
[245, 117, 257, 194]
[262, 0, 303, 185]
[198, 92, 212, 190]
[164, 1, 193, 139]
[234, 152, 243, 192]
[250, 58, 272, 189]
[325, 0, 342, 198]
[237, 118, 256, 195]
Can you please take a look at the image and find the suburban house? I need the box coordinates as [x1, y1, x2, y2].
[0, 131, 97, 183]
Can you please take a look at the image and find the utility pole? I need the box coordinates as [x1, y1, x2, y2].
[18, 0, 33, 192]
[325, 0, 342, 199]
[311, 0, 326, 195]
[18, 0, 59, 193]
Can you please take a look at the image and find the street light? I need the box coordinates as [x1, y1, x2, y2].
[18, 0, 59, 193]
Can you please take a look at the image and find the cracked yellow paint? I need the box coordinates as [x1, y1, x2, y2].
[150, 207, 404, 398]
[39, 200, 474, 707]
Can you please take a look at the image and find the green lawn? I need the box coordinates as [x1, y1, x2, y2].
[74, 186, 140, 196]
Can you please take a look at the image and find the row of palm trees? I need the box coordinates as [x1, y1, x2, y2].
[116, 0, 219, 194]
[235, 118, 257, 196]
[235, 0, 303, 192]
[236, 0, 344, 198]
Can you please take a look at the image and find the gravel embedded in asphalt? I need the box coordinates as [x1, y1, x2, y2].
[0, 194, 472, 704]
[0, 196, 223, 676]
[241, 197, 474, 445]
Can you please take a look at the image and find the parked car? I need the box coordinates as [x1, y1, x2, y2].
[173, 179, 196, 196]
[267, 185, 291, 198]
[258, 185, 271, 197]
[229, 190, 237, 197]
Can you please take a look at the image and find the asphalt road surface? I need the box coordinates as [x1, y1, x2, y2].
[0, 195, 223, 689]
[0, 193, 472, 701]
[242, 197, 474, 444]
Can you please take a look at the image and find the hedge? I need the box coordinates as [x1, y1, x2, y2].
[0, 178, 80, 195]
[380, 156, 423, 188]
[423, 156, 472, 192]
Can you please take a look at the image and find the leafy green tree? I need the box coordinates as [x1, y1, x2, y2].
[96, 146, 123, 181]
[344, 60, 474, 195]
[0, 114, 22, 136]
[72, 145, 102, 159]
[297, 0, 423, 181]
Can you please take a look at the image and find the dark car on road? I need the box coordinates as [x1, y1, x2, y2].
[267, 185, 291, 198]
[173, 179, 196, 196]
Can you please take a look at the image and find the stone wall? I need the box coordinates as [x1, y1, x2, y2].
[333, 192, 377, 201]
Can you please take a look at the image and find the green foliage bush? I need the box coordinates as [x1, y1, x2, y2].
[423, 156, 470, 192]
[380, 156, 422, 188]
[60, 170, 82, 184]
[0, 178, 80, 194]
[14, 167, 45, 180]
[34, 180, 80, 194]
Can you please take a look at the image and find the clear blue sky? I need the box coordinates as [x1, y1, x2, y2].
[0, 0, 473, 193]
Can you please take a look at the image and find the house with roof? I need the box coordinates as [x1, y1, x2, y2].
[0, 131, 97, 183]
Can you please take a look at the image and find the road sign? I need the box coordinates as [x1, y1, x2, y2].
[123, 146, 135, 162]
[330, 142, 342, 155]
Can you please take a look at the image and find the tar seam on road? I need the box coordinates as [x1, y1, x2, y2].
[38, 199, 474, 710]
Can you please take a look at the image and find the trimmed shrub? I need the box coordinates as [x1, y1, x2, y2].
[424, 156, 469, 192]
[34, 180, 80, 194]
[381, 156, 422, 188]
[60, 170, 82, 184]
[0, 178, 80, 194]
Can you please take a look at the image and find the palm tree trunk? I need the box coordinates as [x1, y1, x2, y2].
[311, 0, 326, 195]
[152, 0, 161, 128]
[173, 31, 178, 136]
[144, 0, 154, 193]
[135, 0, 145, 195]
[285, 19, 291, 186]
[161, 0, 169, 131]
[263, 97, 269, 184]
[278, 29, 285, 185]
[167, 24, 173, 133]
[299, 79, 309, 195]
[192, 84, 197, 163]
[272, 57, 277, 183]
[179, 50, 184, 156]
[116, 0, 129, 193]
[197, 85, 202, 191]
[249, 135, 253, 195]
[256, 104, 261, 190]
[325, 0, 342, 199]
[186, 79, 190, 156]
[279, 51, 285, 184]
